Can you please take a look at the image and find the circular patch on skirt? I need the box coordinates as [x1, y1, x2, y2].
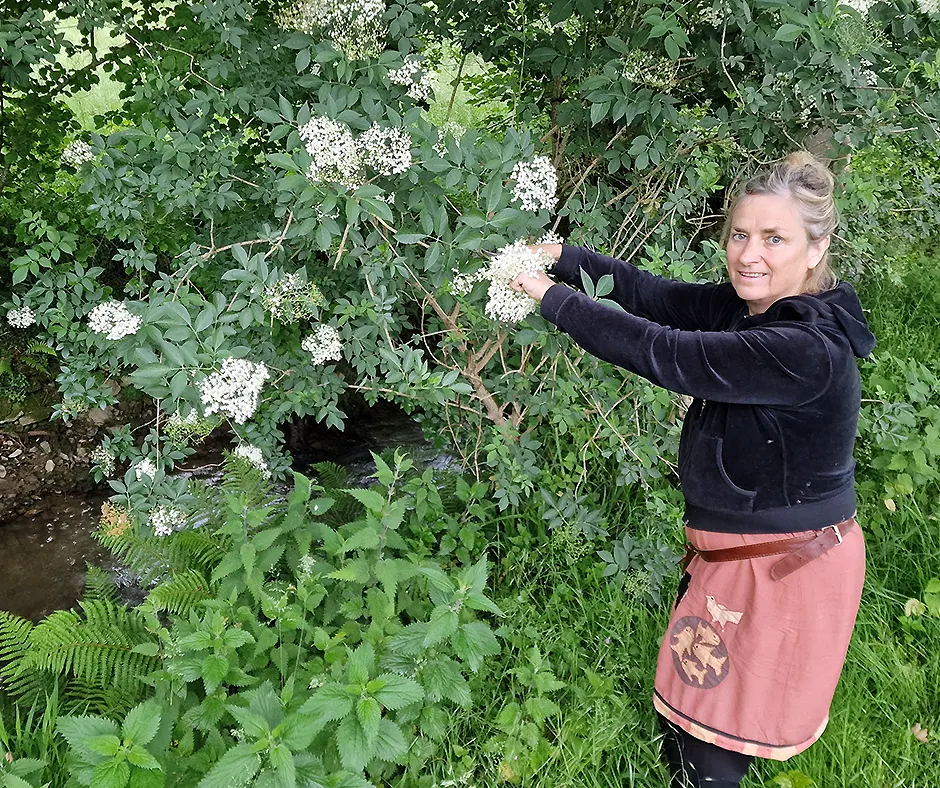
[668, 616, 730, 689]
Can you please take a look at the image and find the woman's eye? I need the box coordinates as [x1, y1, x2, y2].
[768, 236, 783, 244]
[732, 233, 746, 241]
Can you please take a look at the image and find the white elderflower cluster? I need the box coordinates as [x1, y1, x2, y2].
[134, 457, 157, 481]
[387, 59, 434, 102]
[262, 272, 325, 323]
[358, 124, 413, 176]
[233, 443, 271, 478]
[480, 241, 554, 323]
[198, 357, 270, 424]
[620, 50, 679, 91]
[538, 230, 565, 245]
[274, 0, 386, 59]
[433, 121, 466, 156]
[302, 324, 343, 365]
[510, 156, 558, 213]
[839, 0, 873, 14]
[698, 0, 733, 27]
[61, 140, 95, 167]
[299, 116, 362, 187]
[917, 0, 939, 14]
[88, 301, 142, 340]
[6, 306, 36, 328]
[450, 267, 485, 296]
[90, 446, 116, 476]
[149, 505, 187, 537]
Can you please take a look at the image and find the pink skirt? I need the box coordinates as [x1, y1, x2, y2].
[653, 520, 865, 760]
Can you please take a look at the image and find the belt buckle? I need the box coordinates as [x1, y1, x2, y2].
[822, 524, 843, 544]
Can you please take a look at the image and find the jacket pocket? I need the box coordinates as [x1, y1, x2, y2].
[680, 435, 757, 513]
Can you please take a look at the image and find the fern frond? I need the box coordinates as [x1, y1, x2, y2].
[25, 341, 55, 356]
[0, 610, 48, 700]
[310, 461, 348, 489]
[82, 566, 119, 604]
[147, 570, 212, 616]
[13, 600, 159, 710]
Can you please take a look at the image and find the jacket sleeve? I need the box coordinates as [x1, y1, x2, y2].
[540, 285, 833, 407]
[553, 245, 737, 331]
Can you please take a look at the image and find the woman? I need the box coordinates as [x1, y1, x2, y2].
[510, 152, 876, 788]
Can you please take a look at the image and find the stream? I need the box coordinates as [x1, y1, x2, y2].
[0, 411, 447, 622]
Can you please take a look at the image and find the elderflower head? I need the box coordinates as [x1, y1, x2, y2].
[357, 124, 413, 176]
[510, 156, 558, 213]
[450, 268, 486, 296]
[6, 306, 35, 328]
[90, 445, 116, 476]
[233, 443, 271, 478]
[149, 505, 187, 537]
[87, 301, 142, 340]
[387, 59, 434, 102]
[274, 0, 386, 60]
[480, 241, 553, 323]
[198, 357, 270, 424]
[299, 116, 362, 187]
[134, 457, 157, 481]
[538, 230, 565, 245]
[839, 0, 873, 14]
[61, 140, 95, 167]
[302, 324, 343, 365]
[620, 50, 679, 92]
[262, 273, 325, 323]
[917, 0, 939, 14]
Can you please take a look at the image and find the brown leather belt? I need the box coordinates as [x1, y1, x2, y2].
[681, 517, 855, 581]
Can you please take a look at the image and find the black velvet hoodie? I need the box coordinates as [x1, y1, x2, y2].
[541, 245, 877, 534]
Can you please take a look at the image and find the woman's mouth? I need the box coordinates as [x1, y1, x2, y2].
[739, 272, 767, 279]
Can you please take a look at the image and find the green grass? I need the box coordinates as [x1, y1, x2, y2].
[57, 22, 126, 130]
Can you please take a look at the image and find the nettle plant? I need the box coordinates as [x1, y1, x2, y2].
[4, 0, 939, 524]
[0, 453, 502, 785]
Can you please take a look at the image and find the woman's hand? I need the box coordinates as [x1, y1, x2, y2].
[510, 270, 556, 302]
[508, 243, 561, 302]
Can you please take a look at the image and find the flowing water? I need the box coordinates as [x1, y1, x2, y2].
[0, 412, 446, 621]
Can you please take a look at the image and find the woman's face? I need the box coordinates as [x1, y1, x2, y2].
[725, 193, 830, 315]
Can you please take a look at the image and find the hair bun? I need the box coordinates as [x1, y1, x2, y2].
[783, 151, 834, 195]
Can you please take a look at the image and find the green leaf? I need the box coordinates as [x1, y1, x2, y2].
[373, 674, 424, 710]
[452, 622, 500, 672]
[423, 605, 459, 647]
[202, 654, 230, 693]
[340, 527, 381, 554]
[356, 697, 382, 745]
[774, 24, 804, 42]
[91, 759, 131, 788]
[295, 48, 311, 73]
[298, 683, 354, 722]
[371, 718, 408, 763]
[336, 715, 371, 772]
[344, 488, 386, 513]
[595, 274, 614, 298]
[348, 641, 375, 684]
[196, 745, 262, 787]
[256, 109, 283, 124]
[86, 734, 122, 757]
[57, 715, 120, 752]
[459, 555, 489, 596]
[122, 701, 162, 746]
[126, 744, 162, 770]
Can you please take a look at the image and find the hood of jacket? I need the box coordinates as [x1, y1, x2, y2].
[759, 282, 876, 359]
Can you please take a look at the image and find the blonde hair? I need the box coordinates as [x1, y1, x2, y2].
[722, 151, 838, 294]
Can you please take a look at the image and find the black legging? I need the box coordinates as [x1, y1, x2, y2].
[658, 715, 754, 787]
